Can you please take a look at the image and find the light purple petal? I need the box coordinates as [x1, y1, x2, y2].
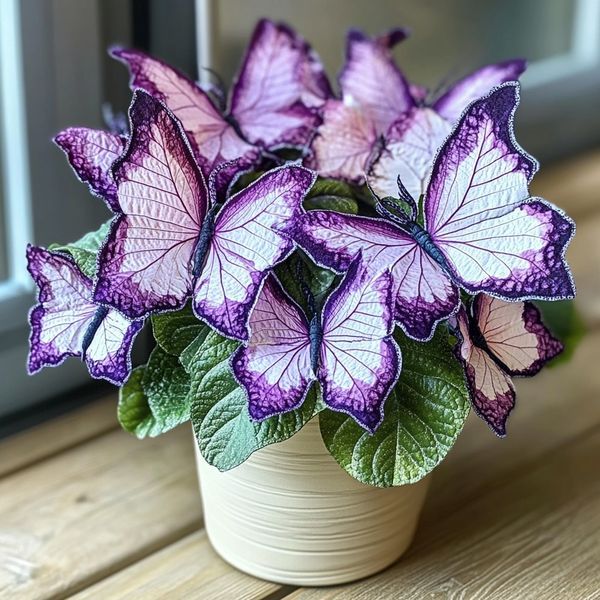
[232, 274, 314, 420]
[230, 19, 329, 149]
[452, 306, 515, 436]
[291, 210, 459, 341]
[339, 28, 413, 135]
[320, 259, 401, 433]
[194, 165, 316, 341]
[425, 83, 575, 300]
[309, 99, 378, 183]
[84, 313, 143, 385]
[111, 47, 259, 189]
[54, 127, 125, 211]
[473, 294, 563, 377]
[368, 107, 452, 200]
[95, 90, 208, 319]
[434, 59, 527, 123]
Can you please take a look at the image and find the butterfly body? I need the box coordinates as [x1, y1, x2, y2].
[192, 203, 221, 278]
[309, 312, 323, 375]
[81, 305, 110, 355]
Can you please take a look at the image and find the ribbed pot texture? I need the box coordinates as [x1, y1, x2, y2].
[195, 417, 430, 586]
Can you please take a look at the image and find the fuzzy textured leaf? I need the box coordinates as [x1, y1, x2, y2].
[49, 221, 111, 278]
[118, 367, 163, 438]
[305, 178, 359, 214]
[183, 329, 319, 470]
[151, 304, 209, 356]
[320, 328, 470, 486]
[142, 346, 191, 433]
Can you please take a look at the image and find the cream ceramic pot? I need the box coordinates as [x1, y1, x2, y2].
[195, 417, 430, 586]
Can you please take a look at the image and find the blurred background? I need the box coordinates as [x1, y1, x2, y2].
[1, 0, 599, 426]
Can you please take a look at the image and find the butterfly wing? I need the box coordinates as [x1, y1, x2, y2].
[84, 311, 143, 385]
[27, 246, 97, 373]
[425, 83, 575, 300]
[473, 294, 562, 376]
[111, 48, 259, 185]
[309, 100, 378, 182]
[95, 91, 208, 319]
[368, 108, 452, 200]
[194, 165, 315, 341]
[230, 19, 330, 149]
[232, 274, 314, 420]
[452, 306, 516, 436]
[339, 29, 413, 135]
[54, 128, 125, 211]
[292, 210, 459, 341]
[319, 259, 400, 432]
[434, 59, 527, 123]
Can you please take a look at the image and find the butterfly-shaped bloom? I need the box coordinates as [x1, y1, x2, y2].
[311, 27, 525, 194]
[112, 19, 331, 193]
[94, 90, 315, 341]
[27, 246, 143, 385]
[232, 258, 400, 432]
[292, 83, 575, 342]
[451, 294, 563, 436]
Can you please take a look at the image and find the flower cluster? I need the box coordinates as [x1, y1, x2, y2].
[27, 20, 576, 484]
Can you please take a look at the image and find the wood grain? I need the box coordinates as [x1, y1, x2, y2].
[70, 531, 281, 600]
[287, 429, 600, 600]
[0, 426, 201, 599]
[0, 396, 118, 478]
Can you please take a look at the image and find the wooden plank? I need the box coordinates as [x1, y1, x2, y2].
[70, 531, 282, 600]
[287, 429, 600, 599]
[0, 396, 118, 478]
[425, 328, 600, 517]
[531, 149, 600, 220]
[0, 426, 202, 600]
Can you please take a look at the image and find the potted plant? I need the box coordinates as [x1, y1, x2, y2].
[26, 20, 578, 586]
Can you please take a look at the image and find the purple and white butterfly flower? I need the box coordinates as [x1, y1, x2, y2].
[27, 246, 143, 385]
[232, 257, 400, 433]
[292, 83, 575, 342]
[94, 90, 315, 342]
[310, 27, 526, 193]
[451, 294, 563, 436]
[112, 19, 330, 193]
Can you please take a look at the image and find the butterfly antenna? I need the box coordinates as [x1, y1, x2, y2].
[376, 197, 411, 227]
[396, 175, 418, 220]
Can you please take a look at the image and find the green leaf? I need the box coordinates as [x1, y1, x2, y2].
[151, 304, 209, 356]
[275, 252, 336, 313]
[320, 328, 470, 487]
[142, 346, 191, 433]
[305, 178, 359, 214]
[49, 221, 111, 278]
[118, 367, 163, 438]
[183, 329, 320, 471]
[534, 299, 586, 366]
